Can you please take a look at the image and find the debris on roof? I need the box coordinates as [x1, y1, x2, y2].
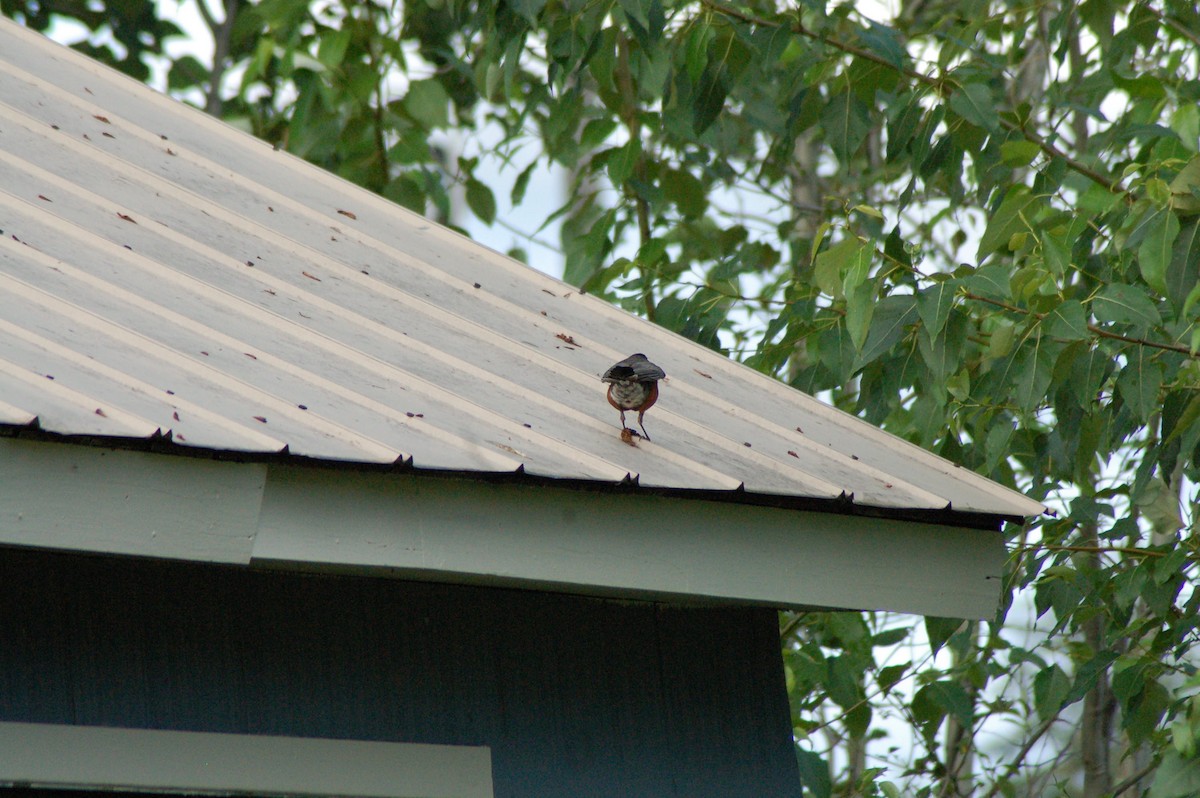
[0, 19, 1044, 526]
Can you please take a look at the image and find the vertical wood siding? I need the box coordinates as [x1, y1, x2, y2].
[0, 547, 800, 797]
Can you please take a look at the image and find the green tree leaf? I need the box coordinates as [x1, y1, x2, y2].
[795, 749, 833, 798]
[821, 90, 871, 165]
[1149, 751, 1200, 798]
[845, 282, 876, 353]
[813, 237, 867, 300]
[1003, 335, 1060, 414]
[662, 168, 707, 218]
[917, 279, 956, 337]
[1137, 207, 1180, 295]
[510, 160, 537, 206]
[1091, 284, 1162, 328]
[1063, 651, 1120, 707]
[403, 78, 450, 129]
[886, 93, 925, 162]
[877, 663, 909, 694]
[1000, 140, 1041, 167]
[978, 187, 1043, 262]
[855, 294, 917, 366]
[1169, 154, 1200, 214]
[919, 310, 967, 386]
[949, 82, 999, 133]
[1116, 348, 1163, 423]
[508, 0, 549, 24]
[1164, 393, 1200, 446]
[925, 680, 975, 727]
[1166, 217, 1200, 313]
[316, 28, 351, 68]
[166, 54, 209, 92]
[683, 23, 710, 83]
[606, 138, 642, 187]
[617, 0, 650, 30]
[1044, 299, 1089, 341]
[692, 59, 728, 135]
[855, 21, 907, 69]
[465, 178, 496, 225]
[1033, 664, 1072, 720]
[925, 616, 962, 655]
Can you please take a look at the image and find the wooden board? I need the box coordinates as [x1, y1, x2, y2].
[0, 438, 1005, 617]
[0, 721, 492, 798]
[0, 546, 801, 798]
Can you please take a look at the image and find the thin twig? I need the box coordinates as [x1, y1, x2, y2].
[1011, 543, 1188, 560]
[997, 117, 1128, 199]
[961, 290, 1198, 359]
[980, 714, 1061, 798]
[1111, 758, 1160, 796]
[1140, 3, 1200, 49]
[780, 611, 807, 639]
[614, 32, 656, 321]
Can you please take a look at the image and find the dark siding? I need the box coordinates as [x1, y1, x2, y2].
[0, 547, 800, 798]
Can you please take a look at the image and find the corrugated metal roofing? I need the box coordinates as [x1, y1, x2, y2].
[0, 19, 1043, 523]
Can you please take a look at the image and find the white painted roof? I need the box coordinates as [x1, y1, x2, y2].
[0, 19, 1043, 523]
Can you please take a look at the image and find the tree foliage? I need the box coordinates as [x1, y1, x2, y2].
[8, 0, 1200, 794]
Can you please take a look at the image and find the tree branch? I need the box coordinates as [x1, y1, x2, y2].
[1012, 543, 1194, 560]
[614, 32, 656, 321]
[1111, 757, 1160, 796]
[996, 117, 1128, 199]
[960, 290, 1197, 359]
[199, 0, 240, 118]
[980, 713, 1061, 798]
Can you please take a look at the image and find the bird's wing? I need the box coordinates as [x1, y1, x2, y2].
[600, 367, 629, 383]
[630, 360, 666, 381]
[602, 355, 666, 383]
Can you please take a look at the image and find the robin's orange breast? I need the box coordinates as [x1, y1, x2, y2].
[607, 380, 655, 411]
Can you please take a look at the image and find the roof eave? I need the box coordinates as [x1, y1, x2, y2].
[0, 423, 1034, 530]
[0, 435, 1013, 619]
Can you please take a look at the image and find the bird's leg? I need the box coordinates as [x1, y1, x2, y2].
[618, 409, 628, 430]
[637, 409, 651, 441]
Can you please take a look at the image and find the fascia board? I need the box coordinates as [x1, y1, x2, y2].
[0, 721, 493, 798]
[0, 438, 1004, 618]
[0, 437, 261, 563]
[253, 465, 1005, 619]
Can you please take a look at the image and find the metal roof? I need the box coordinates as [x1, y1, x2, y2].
[0, 19, 1043, 524]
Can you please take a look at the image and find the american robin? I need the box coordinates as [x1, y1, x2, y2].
[601, 353, 665, 440]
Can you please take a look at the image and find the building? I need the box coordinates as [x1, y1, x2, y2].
[0, 18, 1041, 798]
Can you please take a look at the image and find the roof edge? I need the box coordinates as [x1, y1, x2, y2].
[0, 424, 1032, 530]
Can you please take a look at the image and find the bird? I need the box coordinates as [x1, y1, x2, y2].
[601, 353, 665, 441]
